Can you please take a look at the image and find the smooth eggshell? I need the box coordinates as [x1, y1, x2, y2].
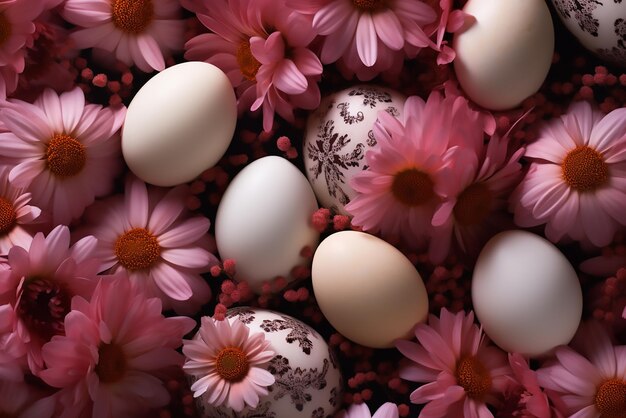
[312, 231, 428, 348]
[453, 0, 554, 110]
[122, 62, 237, 186]
[303, 85, 405, 214]
[194, 308, 342, 418]
[215, 156, 319, 293]
[472, 230, 583, 357]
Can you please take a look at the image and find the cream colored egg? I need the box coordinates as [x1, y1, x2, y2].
[312, 231, 428, 348]
[215, 156, 319, 293]
[453, 0, 554, 110]
[472, 230, 583, 357]
[122, 62, 237, 186]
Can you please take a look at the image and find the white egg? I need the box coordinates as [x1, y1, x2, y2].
[552, 0, 626, 65]
[303, 85, 405, 214]
[122, 62, 237, 186]
[453, 0, 554, 110]
[215, 156, 319, 293]
[194, 308, 343, 418]
[312, 231, 428, 348]
[472, 230, 583, 357]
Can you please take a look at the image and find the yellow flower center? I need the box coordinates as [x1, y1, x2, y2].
[594, 378, 626, 418]
[454, 182, 493, 226]
[352, 0, 388, 11]
[455, 356, 492, 400]
[236, 40, 261, 81]
[114, 228, 161, 271]
[561, 145, 609, 192]
[215, 346, 250, 382]
[45, 133, 86, 178]
[96, 343, 127, 384]
[0, 197, 16, 235]
[111, 0, 154, 34]
[0, 13, 12, 46]
[391, 168, 435, 207]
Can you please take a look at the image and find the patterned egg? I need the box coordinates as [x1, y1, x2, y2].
[303, 85, 405, 214]
[195, 308, 343, 418]
[551, 0, 626, 65]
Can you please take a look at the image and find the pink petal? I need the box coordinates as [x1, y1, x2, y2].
[160, 247, 212, 269]
[291, 48, 322, 76]
[579, 193, 615, 247]
[71, 23, 116, 49]
[158, 217, 211, 248]
[312, 1, 354, 35]
[125, 177, 149, 228]
[356, 13, 378, 67]
[273, 59, 308, 95]
[8, 160, 45, 189]
[250, 32, 284, 65]
[247, 367, 275, 387]
[151, 262, 193, 301]
[59, 87, 85, 134]
[136, 34, 165, 71]
[147, 185, 188, 236]
[40, 88, 63, 133]
[372, 403, 400, 418]
[372, 10, 404, 50]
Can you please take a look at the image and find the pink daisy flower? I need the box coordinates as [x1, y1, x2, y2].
[0, 224, 101, 373]
[512, 101, 626, 247]
[0, 380, 55, 418]
[536, 321, 626, 418]
[0, 87, 125, 226]
[182, 316, 275, 412]
[395, 308, 512, 418]
[61, 0, 185, 72]
[39, 276, 195, 418]
[287, 0, 436, 81]
[337, 402, 400, 418]
[82, 176, 216, 315]
[0, 166, 41, 255]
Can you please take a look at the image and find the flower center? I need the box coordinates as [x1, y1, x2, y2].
[45, 133, 86, 178]
[215, 347, 250, 382]
[0, 13, 12, 46]
[114, 228, 161, 271]
[595, 378, 626, 418]
[236, 40, 261, 81]
[561, 145, 609, 192]
[455, 356, 492, 400]
[96, 343, 127, 384]
[17, 277, 71, 341]
[454, 182, 493, 226]
[352, 0, 388, 11]
[111, 0, 154, 34]
[391, 168, 435, 207]
[0, 197, 16, 235]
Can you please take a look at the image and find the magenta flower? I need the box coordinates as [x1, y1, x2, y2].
[82, 176, 216, 315]
[396, 308, 512, 418]
[183, 316, 275, 412]
[62, 0, 185, 72]
[0, 380, 55, 418]
[0, 87, 125, 226]
[337, 402, 399, 418]
[39, 276, 195, 418]
[512, 101, 626, 247]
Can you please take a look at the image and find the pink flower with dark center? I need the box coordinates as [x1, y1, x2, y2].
[337, 402, 400, 418]
[0, 224, 101, 373]
[183, 316, 275, 412]
[512, 101, 626, 247]
[0, 87, 125, 226]
[39, 276, 195, 418]
[81, 176, 216, 315]
[395, 308, 512, 418]
[62, 0, 185, 72]
[0, 380, 55, 418]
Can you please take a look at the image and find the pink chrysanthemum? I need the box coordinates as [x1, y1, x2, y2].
[185, 0, 323, 132]
[182, 316, 275, 412]
[82, 176, 216, 315]
[0, 224, 101, 373]
[512, 101, 626, 247]
[395, 308, 512, 418]
[537, 322, 626, 418]
[0, 166, 41, 255]
[39, 276, 195, 418]
[62, 0, 185, 72]
[337, 402, 399, 418]
[0, 380, 55, 418]
[287, 0, 436, 81]
[0, 87, 125, 226]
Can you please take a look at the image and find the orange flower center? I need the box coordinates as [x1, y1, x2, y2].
[45, 133, 86, 178]
[236, 40, 261, 81]
[0, 197, 16, 235]
[391, 168, 435, 207]
[561, 145, 609, 192]
[114, 228, 161, 271]
[455, 356, 492, 400]
[215, 347, 250, 382]
[454, 182, 493, 226]
[0, 13, 12, 46]
[111, 0, 154, 34]
[594, 378, 626, 418]
[96, 343, 127, 384]
[352, 0, 388, 11]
